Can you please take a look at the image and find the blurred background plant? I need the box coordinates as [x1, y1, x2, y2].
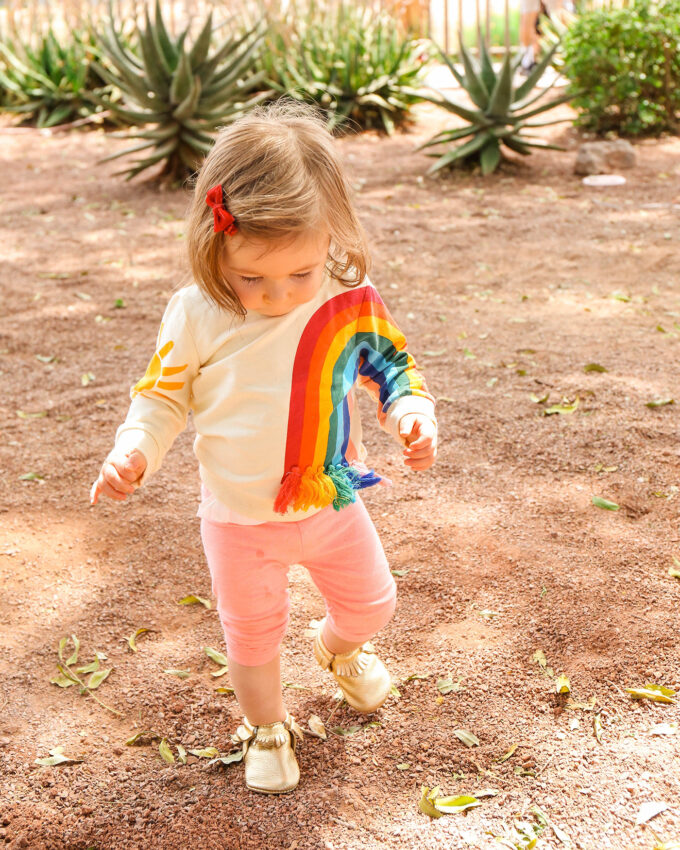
[0, 26, 111, 127]
[255, 0, 433, 134]
[561, 0, 680, 135]
[91, 0, 270, 180]
[418, 38, 573, 175]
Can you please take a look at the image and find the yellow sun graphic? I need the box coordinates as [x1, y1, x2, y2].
[132, 339, 188, 399]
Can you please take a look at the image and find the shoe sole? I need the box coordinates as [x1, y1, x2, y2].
[245, 782, 299, 795]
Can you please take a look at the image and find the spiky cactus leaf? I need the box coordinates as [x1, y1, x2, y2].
[478, 39, 496, 94]
[152, 0, 176, 67]
[416, 90, 489, 126]
[517, 90, 575, 121]
[458, 41, 489, 108]
[436, 47, 464, 88]
[427, 130, 493, 173]
[170, 45, 193, 104]
[514, 40, 559, 102]
[189, 11, 214, 69]
[138, 8, 170, 96]
[487, 51, 513, 117]
[172, 75, 202, 121]
[480, 140, 501, 175]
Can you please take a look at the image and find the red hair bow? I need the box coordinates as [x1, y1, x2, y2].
[206, 184, 237, 235]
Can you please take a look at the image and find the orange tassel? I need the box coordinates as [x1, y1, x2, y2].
[274, 466, 302, 514]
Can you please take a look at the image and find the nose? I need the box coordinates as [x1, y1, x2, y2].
[263, 280, 290, 304]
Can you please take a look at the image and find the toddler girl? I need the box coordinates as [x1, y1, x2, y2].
[90, 101, 437, 795]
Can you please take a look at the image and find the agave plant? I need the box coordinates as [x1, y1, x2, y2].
[0, 27, 107, 128]
[258, 0, 432, 134]
[417, 39, 574, 175]
[93, 0, 270, 180]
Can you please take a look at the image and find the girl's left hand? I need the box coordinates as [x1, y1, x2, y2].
[398, 414, 438, 471]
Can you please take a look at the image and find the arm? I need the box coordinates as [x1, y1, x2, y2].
[90, 291, 200, 503]
[355, 286, 437, 470]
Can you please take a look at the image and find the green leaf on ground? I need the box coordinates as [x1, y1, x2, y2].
[593, 713, 603, 743]
[178, 594, 211, 609]
[125, 730, 161, 746]
[17, 410, 48, 419]
[434, 794, 481, 814]
[204, 647, 228, 667]
[49, 673, 76, 688]
[530, 805, 572, 845]
[86, 668, 111, 690]
[418, 786, 443, 819]
[58, 635, 80, 666]
[188, 747, 220, 758]
[625, 684, 676, 704]
[584, 363, 608, 373]
[127, 627, 152, 652]
[330, 725, 361, 736]
[555, 674, 571, 694]
[453, 729, 480, 748]
[164, 669, 191, 678]
[307, 715, 327, 740]
[437, 678, 461, 695]
[497, 743, 518, 763]
[544, 398, 579, 415]
[530, 392, 549, 404]
[35, 746, 84, 767]
[592, 496, 620, 511]
[208, 750, 245, 766]
[646, 398, 674, 408]
[158, 738, 175, 764]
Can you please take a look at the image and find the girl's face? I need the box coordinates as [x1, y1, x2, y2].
[221, 230, 331, 317]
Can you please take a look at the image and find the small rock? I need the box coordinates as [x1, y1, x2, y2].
[113, 746, 124, 756]
[574, 139, 636, 175]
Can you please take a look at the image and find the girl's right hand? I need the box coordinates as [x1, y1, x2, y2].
[90, 449, 147, 505]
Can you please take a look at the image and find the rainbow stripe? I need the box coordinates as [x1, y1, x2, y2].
[274, 286, 429, 514]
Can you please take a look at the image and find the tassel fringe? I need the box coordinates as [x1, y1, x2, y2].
[275, 463, 382, 515]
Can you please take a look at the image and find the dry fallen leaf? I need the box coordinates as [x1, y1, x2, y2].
[307, 715, 327, 740]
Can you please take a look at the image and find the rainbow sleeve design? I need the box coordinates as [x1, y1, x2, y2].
[274, 286, 430, 515]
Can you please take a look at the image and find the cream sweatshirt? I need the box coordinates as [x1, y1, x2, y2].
[114, 272, 436, 522]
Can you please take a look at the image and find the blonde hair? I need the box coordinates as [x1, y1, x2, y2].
[186, 100, 370, 316]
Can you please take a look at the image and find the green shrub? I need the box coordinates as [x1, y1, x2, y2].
[0, 27, 109, 127]
[93, 0, 270, 181]
[258, 0, 432, 134]
[418, 41, 573, 175]
[561, 0, 680, 135]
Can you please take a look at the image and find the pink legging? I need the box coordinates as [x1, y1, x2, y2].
[201, 499, 397, 666]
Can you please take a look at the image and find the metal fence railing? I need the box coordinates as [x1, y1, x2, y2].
[0, 0, 631, 47]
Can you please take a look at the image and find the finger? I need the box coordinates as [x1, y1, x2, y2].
[404, 435, 433, 451]
[103, 462, 137, 495]
[118, 452, 146, 483]
[98, 478, 130, 501]
[90, 479, 101, 505]
[404, 456, 435, 471]
[404, 445, 435, 460]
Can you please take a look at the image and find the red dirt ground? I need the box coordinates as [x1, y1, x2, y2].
[1, 104, 679, 850]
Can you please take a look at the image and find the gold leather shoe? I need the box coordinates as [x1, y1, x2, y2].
[234, 713, 303, 795]
[313, 619, 392, 714]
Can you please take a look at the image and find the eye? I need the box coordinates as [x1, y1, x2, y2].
[240, 276, 261, 285]
[293, 272, 311, 279]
